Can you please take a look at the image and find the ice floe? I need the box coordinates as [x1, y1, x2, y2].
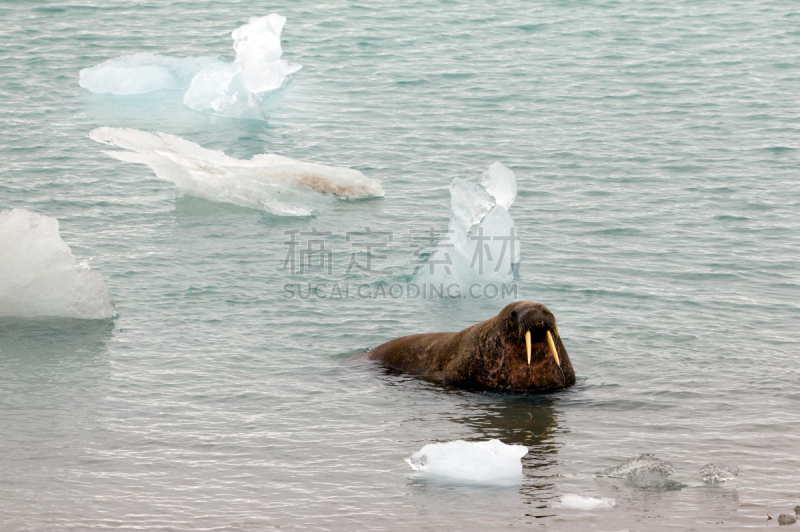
[89, 127, 383, 216]
[79, 54, 221, 96]
[0, 209, 115, 319]
[559, 494, 616, 510]
[415, 162, 519, 287]
[79, 14, 301, 118]
[698, 463, 739, 483]
[405, 439, 527, 485]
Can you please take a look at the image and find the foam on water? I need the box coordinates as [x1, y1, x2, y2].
[0, 209, 114, 319]
[559, 494, 616, 510]
[89, 127, 383, 216]
[405, 439, 528, 485]
[79, 14, 301, 118]
[415, 162, 519, 287]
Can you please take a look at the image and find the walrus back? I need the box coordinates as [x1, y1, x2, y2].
[367, 332, 461, 374]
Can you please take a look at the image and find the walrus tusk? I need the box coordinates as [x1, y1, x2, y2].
[547, 330, 560, 367]
[525, 330, 531, 364]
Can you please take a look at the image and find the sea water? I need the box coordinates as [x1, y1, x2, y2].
[1, 1, 799, 530]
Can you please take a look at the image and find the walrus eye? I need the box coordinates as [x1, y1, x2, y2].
[510, 310, 517, 321]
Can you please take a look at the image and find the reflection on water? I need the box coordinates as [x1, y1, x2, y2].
[0, 318, 114, 361]
[0, 318, 115, 531]
[452, 394, 562, 515]
[0, 317, 114, 438]
[453, 395, 559, 448]
[373, 365, 560, 449]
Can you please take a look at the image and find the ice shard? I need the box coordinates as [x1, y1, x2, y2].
[415, 162, 519, 287]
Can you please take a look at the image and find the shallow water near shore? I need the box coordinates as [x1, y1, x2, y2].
[2, 0, 799, 530]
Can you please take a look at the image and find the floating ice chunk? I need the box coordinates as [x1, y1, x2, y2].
[0, 209, 114, 319]
[79, 14, 301, 118]
[79, 53, 221, 95]
[478, 205, 521, 264]
[182, 60, 247, 117]
[89, 127, 383, 217]
[698, 463, 739, 484]
[183, 14, 301, 117]
[232, 14, 302, 94]
[405, 439, 527, 485]
[479, 161, 517, 210]
[450, 177, 494, 236]
[559, 494, 616, 510]
[416, 163, 519, 287]
[599, 453, 676, 489]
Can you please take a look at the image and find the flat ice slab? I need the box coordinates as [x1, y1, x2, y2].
[78, 54, 222, 96]
[89, 127, 383, 216]
[405, 439, 527, 485]
[0, 209, 114, 319]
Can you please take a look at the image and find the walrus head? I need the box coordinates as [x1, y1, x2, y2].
[505, 301, 560, 366]
[458, 301, 576, 392]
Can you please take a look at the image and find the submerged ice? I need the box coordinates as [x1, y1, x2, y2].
[89, 127, 383, 216]
[698, 463, 739, 483]
[415, 162, 519, 287]
[599, 453, 677, 489]
[0, 209, 114, 319]
[559, 494, 616, 510]
[79, 14, 301, 118]
[405, 439, 527, 484]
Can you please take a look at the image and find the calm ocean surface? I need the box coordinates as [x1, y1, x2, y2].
[1, 1, 799, 529]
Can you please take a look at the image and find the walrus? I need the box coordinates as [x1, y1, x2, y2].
[368, 301, 576, 393]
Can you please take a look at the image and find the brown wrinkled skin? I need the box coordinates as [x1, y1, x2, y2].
[367, 301, 576, 393]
